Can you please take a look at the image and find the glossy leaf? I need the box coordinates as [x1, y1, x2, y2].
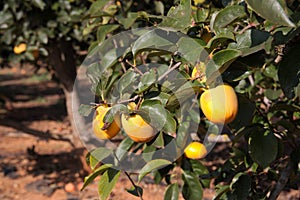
[229, 173, 251, 200]
[78, 104, 93, 117]
[32, 0, 46, 10]
[164, 183, 179, 200]
[245, 0, 295, 27]
[98, 168, 120, 200]
[97, 24, 120, 43]
[211, 5, 246, 33]
[248, 129, 278, 168]
[206, 31, 235, 49]
[103, 104, 127, 124]
[126, 186, 143, 197]
[159, 0, 191, 30]
[90, 147, 113, 170]
[278, 44, 300, 99]
[139, 99, 176, 133]
[138, 159, 172, 182]
[206, 49, 241, 84]
[88, 0, 110, 16]
[137, 68, 157, 93]
[177, 36, 205, 65]
[116, 12, 139, 29]
[82, 164, 112, 191]
[182, 170, 203, 200]
[132, 28, 180, 56]
[115, 137, 135, 162]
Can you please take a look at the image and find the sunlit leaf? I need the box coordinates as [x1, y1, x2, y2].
[138, 159, 172, 182]
[164, 183, 179, 200]
[245, 0, 295, 27]
[98, 168, 120, 200]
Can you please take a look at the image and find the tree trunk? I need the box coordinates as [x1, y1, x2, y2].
[47, 39, 91, 174]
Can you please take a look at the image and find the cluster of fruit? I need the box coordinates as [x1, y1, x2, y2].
[92, 79, 238, 161]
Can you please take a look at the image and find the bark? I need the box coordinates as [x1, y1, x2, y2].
[47, 39, 91, 174]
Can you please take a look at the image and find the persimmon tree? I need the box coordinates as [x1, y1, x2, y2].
[79, 0, 300, 199]
[0, 0, 94, 147]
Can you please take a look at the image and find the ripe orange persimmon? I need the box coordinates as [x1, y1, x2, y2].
[13, 43, 27, 54]
[200, 84, 238, 124]
[121, 103, 156, 143]
[184, 141, 207, 159]
[92, 105, 121, 139]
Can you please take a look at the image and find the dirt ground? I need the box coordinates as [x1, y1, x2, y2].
[0, 65, 299, 200]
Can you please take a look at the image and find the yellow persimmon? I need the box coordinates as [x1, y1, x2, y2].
[13, 43, 27, 54]
[92, 105, 121, 140]
[121, 102, 156, 143]
[200, 84, 238, 124]
[184, 141, 207, 159]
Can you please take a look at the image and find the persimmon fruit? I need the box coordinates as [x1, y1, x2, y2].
[200, 84, 238, 124]
[92, 105, 121, 140]
[184, 141, 207, 159]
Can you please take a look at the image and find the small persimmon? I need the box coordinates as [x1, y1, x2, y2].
[184, 141, 207, 159]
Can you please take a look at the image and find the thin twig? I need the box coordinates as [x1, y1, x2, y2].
[112, 151, 144, 200]
[119, 58, 127, 73]
[126, 59, 143, 75]
[117, 95, 139, 104]
[268, 159, 294, 200]
[157, 62, 182, 82]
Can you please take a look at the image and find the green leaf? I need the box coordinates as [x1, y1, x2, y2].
[265, 89, 283, 101]
[97, 24, 120, 43]
[182, 170, 203, 200]
[83, 30, 140, 74]
[138, 159, 172, 182]
[175, 121, 190, 150]
[164, 183, 179, 200]
[139, 99, 176, 133]
[248, 129, 278, 168]
[177, 36, 205, 65]
[214, 184, 231, 200]
[115, 137, 135, 162]
[206, 31, 235, 49]
[103, 104, 127, 124]
[126, 186, 143, 197]
[211, 5, 246, 34]
[137, 68, 157, 93]
[32, 0, 46, 10]
[190, 160, 210, 188]
[155, 1, 164, 15]
[245, 0, 295, 27]
[98, 168, 120, 200]
[78, 104, 93, 117]
[132, 28, 180, 56]
[206, 49, 241, 84]
[82, 164, 112, 191]
[37, 30, 48, 44]
[230, 173, 251, 200]
[230, 95, 256, 131]
[116, 12, 139, 29]
[88, 0, 111, 16]
[116, 69, 139, 98]
[143, 144, 157, 162]
[278, 44, 300, 99]
[90, 148, 113, 170]
[159, 0, 192, 30]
